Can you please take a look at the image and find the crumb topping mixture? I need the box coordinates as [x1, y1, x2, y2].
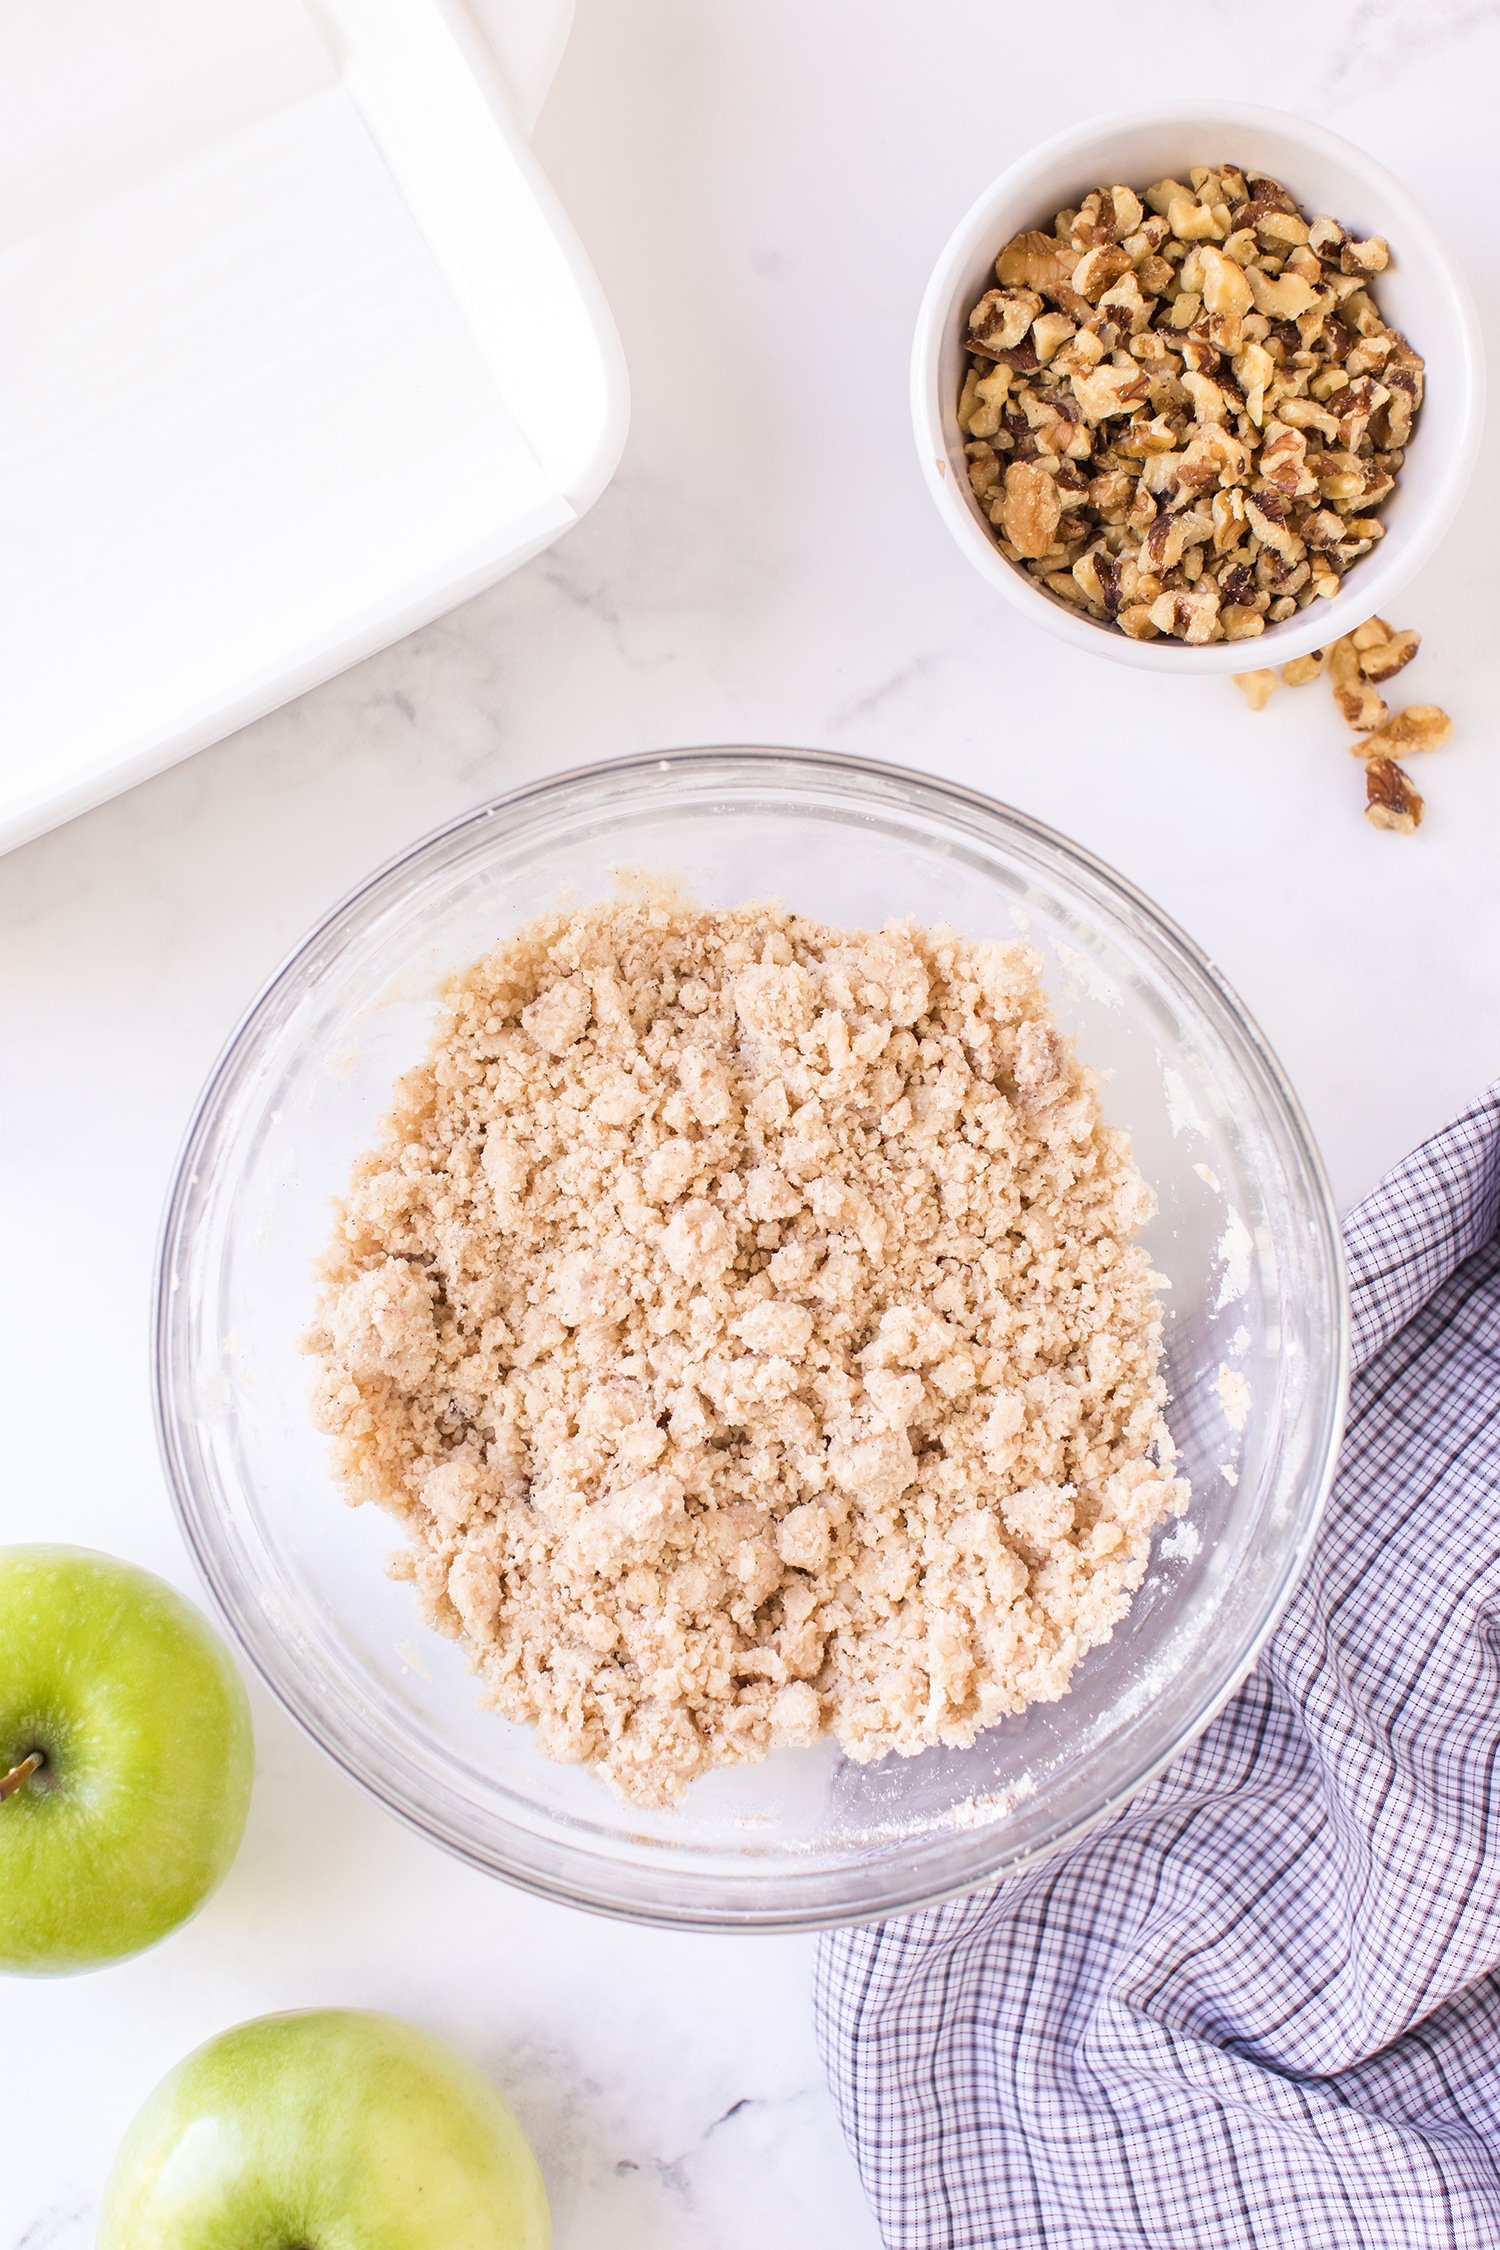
[308, 881, 1187, 1806]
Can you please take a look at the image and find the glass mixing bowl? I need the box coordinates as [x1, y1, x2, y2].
[155, 749, 1347, 1930]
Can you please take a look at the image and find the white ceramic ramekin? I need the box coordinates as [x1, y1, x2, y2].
[912, 102, 1484, 673]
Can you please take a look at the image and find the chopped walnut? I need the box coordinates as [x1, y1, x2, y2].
[1230, 611, 1450, 833]
[1359, 704, 1454, 757]
[1070, 360, 1152, 424]
[997, 230, 1082, 302]
[1308, 555, 1341, 602]
[1246, 267, 1319, 320]
[1116, 602, 1159, 640]
[1343, 237, 1391, 278]
[1233, 668, 1278, 711]
[1364, 756, 1423, 832]
[1198, 244, 1254, 324]
[1000, 460, 1063, 558]
[1352, 620, 1421, 682]
[1328, 635, 1390, 731]
[969, 286, 1045, 357]
[1259, 421, 1319, 497]
[1243, 491, 1303, 563]
[962, 163, 1422, 642]
[1032, 311, 1077, 364]
[1073, 243, 1134, 300]
[1148, 576, 1219, 643]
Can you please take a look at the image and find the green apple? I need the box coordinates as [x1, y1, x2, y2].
[0, 1545, 253, 1973]
[99, 2008, 552, 2250]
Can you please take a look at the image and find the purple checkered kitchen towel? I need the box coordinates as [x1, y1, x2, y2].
[816, 1083, 1500, 2250]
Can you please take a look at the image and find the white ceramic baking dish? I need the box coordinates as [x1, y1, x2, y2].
[0, 0, 628, 853]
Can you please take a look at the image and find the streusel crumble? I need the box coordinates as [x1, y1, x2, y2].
[308, 880, 1187, 1805]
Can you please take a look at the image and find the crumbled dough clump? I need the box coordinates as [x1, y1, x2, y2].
[307, 881, 1188, 1806]
[1216, 1364, 1252, 1433]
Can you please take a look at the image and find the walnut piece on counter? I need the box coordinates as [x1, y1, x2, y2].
[1230, 610, 1451, 833]
[1350, 616, 1421, 682]
[962, 164, 1422, 644]
[1365, 756, 1424, 831]
[1357, 704, 1454, 757]
[1328, 635, 1391, 731]
[1233, 668, 1278, 711]
[307, 884, 1187, 1807]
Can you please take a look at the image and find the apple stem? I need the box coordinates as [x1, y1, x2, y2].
[0, 1752, 44, 1802]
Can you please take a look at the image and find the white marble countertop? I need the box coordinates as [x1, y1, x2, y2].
[5, 4, 1499, 2243]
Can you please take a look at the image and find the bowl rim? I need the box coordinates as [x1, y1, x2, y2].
[153, 745, 1350, 1929]
[912, 98, 1486, 674]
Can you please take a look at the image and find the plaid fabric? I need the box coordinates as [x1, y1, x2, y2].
[816, 1084, 1500, 2250]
